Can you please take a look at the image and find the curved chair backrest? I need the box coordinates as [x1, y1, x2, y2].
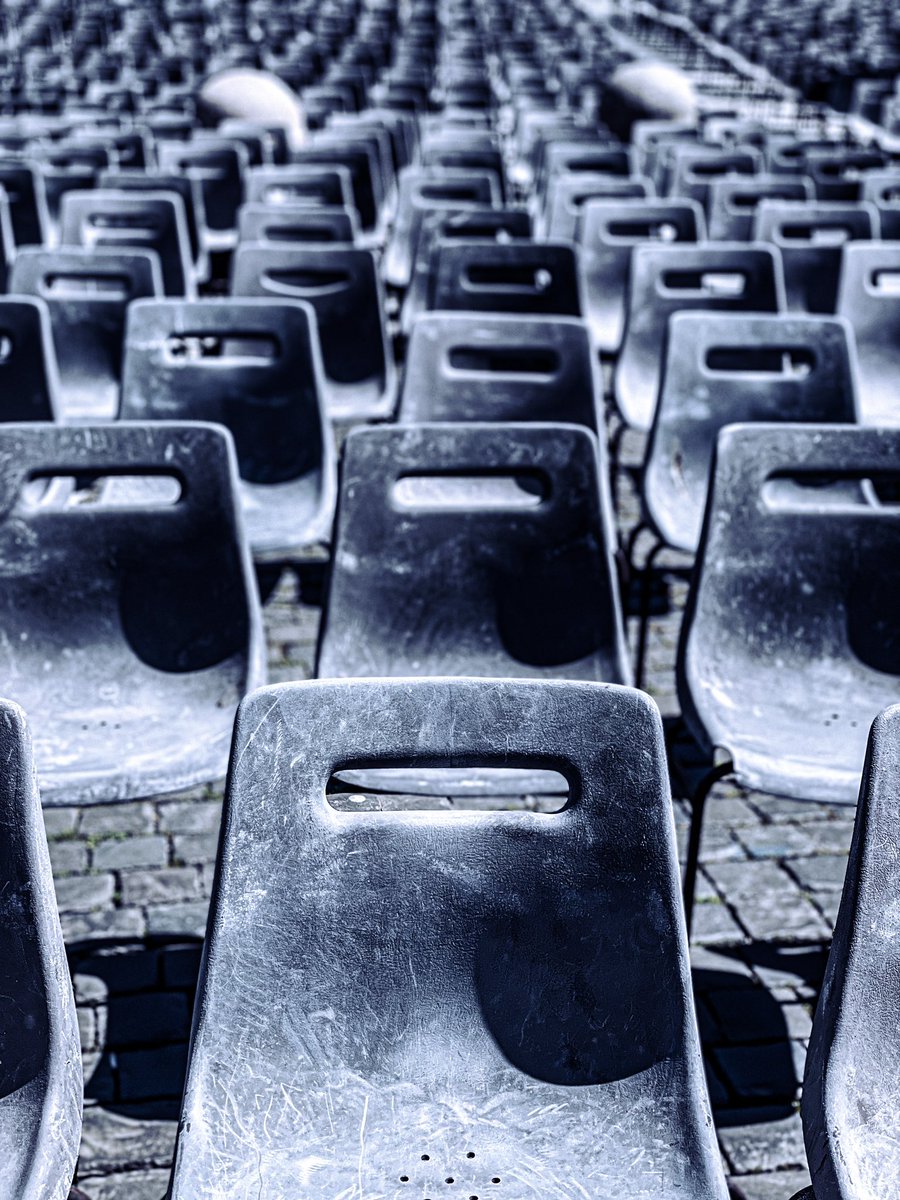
[384, 164, 501, 287]
[707, 174, 814, 240]
[615, 242, 784, 430]
[400, 312, 601, 431]
[859, 171, 900, 240]
[678, 424, 900, 803]
[236, 202, 359, 246]
[753, 200, 879, 314]
[538, 140, 634, 193]
[317, 421, 629, 684]
[59, 188, 194, 298]
[156, 138, 248, 232]
[804, 147, 887, 202]
[293, 138, 381, 231]
[644, 313, 859, 552]
[0, 700, 82, 1200]
[244, 164, 354, 210]
[542, 171, 653, 241]
[579, 197, 705, 354]
[0, 421, 264, 804]
[667, 144, 764, 209]
[121, 298, 335, 554]
[168, 676, 727, 1200]
[231, 243, 395, 420]
[835, 241, 900, 426]
[802, 704, 900, 1200]
[428, 239, 581, 315]
[0, 160, 49, 245]
[9, 247, 163, 421]
[0, 297, 61, 423]
[98, 169, 206, 265]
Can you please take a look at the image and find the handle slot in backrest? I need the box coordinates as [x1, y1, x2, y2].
[464, 264, 554, 292]
[447, 345, 560, 375]
[18, 469, 185, 512]
[0, 333, 13, 362]
[608, 219, 679, 241]
[761, 468, 900, 511]
[164, 332, 281, 362]
[661, 270, 746, 296]
[43, 272, 132, 299]
[869, 270, 900, 295]
[262, 185, 324, 203]
[729, 189, 799, 209]
[392, 469, 550, 510]
[87, 212, 161, 233]
[418, 184, 482, 201]
[325, 769, 569, 811]
[779, 223, 852, 244]
[706, 346, 815, 376]
[688, 159, 753, 178]
[261, 223, 342, 242]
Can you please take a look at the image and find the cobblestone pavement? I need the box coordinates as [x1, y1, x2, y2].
[59, 424, 848, 1198]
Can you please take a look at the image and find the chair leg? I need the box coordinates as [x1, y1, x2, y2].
[683, 760, 734, 939]
[634, 537, 664, 689]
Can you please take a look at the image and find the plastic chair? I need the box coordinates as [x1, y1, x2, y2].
[245, 164, 355, 210]
[860, 171, 900, 241]
[803, 147, 887, 202]
[666, 144, 764, 209]
[753, 200, 879, 314]
[237, 202, 359, 245]
[800, 704, 900, 1200]
[293, 139, 381, 234]
[678, 424, 900, 924]
[120, 298, 336, 558]
[0, 422, 265, 804]
[168, 676, 728, 1200]
[541, 172, 653, 242]
[0, 160, 49, 245]
[0, 699, 82, 1200]
[59, 189, 195, 298]
[707, 175, 814, 240]
[615, 242, 785, 430]
[156, 137, 249, 235]
[835, 241, 900, 426]
[231, 243, 396, 420]
[0, 297, 61, 423]
[579, 197, 705, 355]
[427, 240, 582, 316]
[644, 313, 859, 553]
[98, 168, 207, 271]
[9, 247, 164, 422]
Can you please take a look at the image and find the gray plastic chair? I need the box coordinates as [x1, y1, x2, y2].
[9, 247, 164, 422]
[860, 171, 900, 240]
[615, 242, 785, 430]
[167, 676, 728, 1200]
[0, 297, 61, 423]
[579, 197, 705, 355]
[541, 171, 653, 242]
[244, 164, 354, 210]
[644, 313, 859, 552]
[800, 704, 900, 1200]
[231, 243, 396, 420]
[120, 298, 336, 558]
[0, 160, 50, 245]
[667, 144, 763, 209]
[753, 200, 879, 314]
[428, 240, 582, 316]
[236, 202, 359, 246]
[0, 422, 265, 804]
[0, 699, 82, 1200]
[803, 147, 887, 202]
[707, 175, 814, 240]
[399, 313, 603, 431]
[835, 241, 900, 426]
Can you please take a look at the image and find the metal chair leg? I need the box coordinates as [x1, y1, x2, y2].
[634, 537, 664, 689]
[683, 759, 734, 938]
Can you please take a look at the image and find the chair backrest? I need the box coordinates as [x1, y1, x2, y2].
[0, 699, 82, 1200]
[9, 247, 163, 421]
[245, 164, 354, 210]
[678, 424, 900, 802]
[0, 421, 264, 804]
[804, 147, 887, 201]
[644, 313, 859, 552]
[667, 144, 763, 209]
[0, 297, 61, 422]
[835, 240, 900, 426]
[0, 160, 49, 244]
[707, 174, 814, 240]
[59, 189, 194, 297]
[539, 140, 634, 192]
[754, 200, 879, 314]
[98, 168, 205, 263]
[615, 242, 785, 430]
[317, 422, 629, 683]
[802, 703, 900, 1200]
[237, 202, 359, 245]
[428, 240, 581, 315]
[293, 139, 380, 231]
[542, 171, 653, 241]
[156, 138, 248, 232]
[120, 298, 335, 551]
[231, 243, 395, 420]
[399, 313, 601, 430]
[860, 171, 900, 240]
[579, 197, 705, 354]
[169, 676, 726, 1200]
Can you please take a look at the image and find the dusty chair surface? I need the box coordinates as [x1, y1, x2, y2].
[59, 188, 195, 298]
[835, 240, 900, 426]
[0, 422, 265, 804]
[0, 699, 82, 1200]
[753, 200, 879, 314]
[644, 313, 859, 552]
[579, 197, 705, 355]
[399, 312, 602, 431]
[231, 243, 396, 420]
[678, 423, 900, 803]
[428, 239, 581, 316]
[168, 676, 728, 1200]
[120, 298, 336, 557]
[801, 704, 900, 1200]
[615, 242, 785, 430]
[9, 247, 164, 422]
[0, 296, 61, 422]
